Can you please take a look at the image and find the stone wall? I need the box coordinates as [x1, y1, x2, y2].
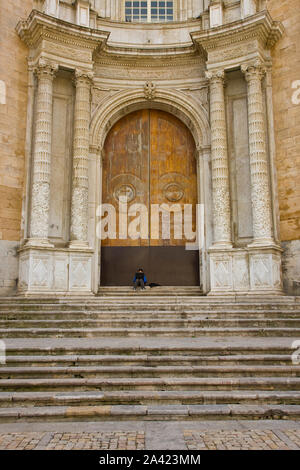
[0, 0, 34, 294]
[267, 0, 300, 293]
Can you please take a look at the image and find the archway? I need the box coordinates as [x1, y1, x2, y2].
[100, 109, 199, 286]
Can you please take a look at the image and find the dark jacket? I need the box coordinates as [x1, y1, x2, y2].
[133, 274, 147, 283]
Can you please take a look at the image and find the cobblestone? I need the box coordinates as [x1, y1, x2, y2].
[0, 431, 145, 450]
[1, 428, 300, 450]
[184, 429, 300, 450]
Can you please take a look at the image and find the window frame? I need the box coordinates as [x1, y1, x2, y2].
[123, 0, 176, 23]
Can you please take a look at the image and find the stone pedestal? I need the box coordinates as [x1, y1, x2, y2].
[209, 245, 283, 296]
[18, 246, 93, 296]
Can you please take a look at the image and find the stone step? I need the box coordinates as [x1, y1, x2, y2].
[2, 310, 300, 320]
[1, 300, 299, 311]
[3, 354, 295, 367]
[0, 390, 300, 407]
[98, 287, 203, 296]
[1, 364, 299, 379]
[5, 343, 296, 357]
[1, 319, 300, 329]
[0, 403, 300, 422]
[1, 377, 300, 392]
[1, 327, 300, 338]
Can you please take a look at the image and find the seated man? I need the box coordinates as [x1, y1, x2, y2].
[133, 268, 147, 291]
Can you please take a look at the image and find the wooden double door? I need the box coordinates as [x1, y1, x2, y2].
[101, 109, 199, 286]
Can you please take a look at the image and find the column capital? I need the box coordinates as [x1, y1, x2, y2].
[75, 69, 94, 86]
[196, 145, 211, 161]
[241, 61, 266, 82]
[34, 59, 58, 79]
[205, 69, 225, 84]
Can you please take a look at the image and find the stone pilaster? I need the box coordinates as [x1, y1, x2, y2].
[206, 69, 232, 247]
[27, 60, 58, 246]
[242, 62, 274, 245]
[69, 70, 93, 248]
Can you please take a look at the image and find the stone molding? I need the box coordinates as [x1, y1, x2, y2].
[90, 87, 210, 151]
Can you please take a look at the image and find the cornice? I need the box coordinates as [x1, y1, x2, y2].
[101, 43, 199, 59]
[94, 49, 205, 69]
[191, 10, 284, 52]
[16, 10, 110, 51]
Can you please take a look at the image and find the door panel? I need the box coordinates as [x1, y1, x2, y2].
[149, 110, 197, 246]
[102, 109, 149, 247]
[101, 109, 199, 286]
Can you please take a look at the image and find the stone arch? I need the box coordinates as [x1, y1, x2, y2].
[90, 88, 210, 152]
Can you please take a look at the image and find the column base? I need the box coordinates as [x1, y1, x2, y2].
[208, 244, 284, 296]
[68, 240, 90, 250]
[18, 245, 94, 296]
[24, 238, 54, 249]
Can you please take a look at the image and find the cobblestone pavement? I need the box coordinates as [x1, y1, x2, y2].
[0, 423, 300, 450]
[0, 431, 145, 450]
[184, 429, 300, 450]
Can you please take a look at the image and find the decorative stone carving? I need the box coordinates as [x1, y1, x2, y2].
[69, 254, 92, 290]
[206, 69, 232, 246]
[18, 248, 93, 295]
[70, 70, 93, 247]
[163, 183, 185, 202]
[114, 184, 136, 203]
[28, 60, 58, 245]
[241, 61, 274, 244]
[144, 81, 156, 100]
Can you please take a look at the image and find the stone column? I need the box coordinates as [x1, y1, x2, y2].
[242, 62, 274, 245]
[69, 69, 93, 248]
[206, 70, 232, 247]
[28, 60, 58, 246]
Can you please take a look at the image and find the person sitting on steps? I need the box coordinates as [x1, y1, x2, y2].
[133, 268, 147, 291]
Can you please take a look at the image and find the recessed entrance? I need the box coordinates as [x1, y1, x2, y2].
[101, 109, 199, 286]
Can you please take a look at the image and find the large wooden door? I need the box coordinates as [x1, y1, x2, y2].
[101, 109, 199, 286]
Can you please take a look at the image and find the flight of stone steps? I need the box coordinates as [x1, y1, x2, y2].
[0, 290, 300, 422]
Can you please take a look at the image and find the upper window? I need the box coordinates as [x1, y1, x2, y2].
[125, 1, 174, 23]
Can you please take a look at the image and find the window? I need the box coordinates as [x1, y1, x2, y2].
[125, 1, 174, 22]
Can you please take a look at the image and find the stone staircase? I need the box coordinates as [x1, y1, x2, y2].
[0, 291, 300, 422]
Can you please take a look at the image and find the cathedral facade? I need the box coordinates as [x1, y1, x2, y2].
[0, 0, 299, 297]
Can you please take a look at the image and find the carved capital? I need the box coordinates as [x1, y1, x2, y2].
[75, 69, 94, 86]
[241, 61, 266, 82]
[196, 145, 211, 161]
[35, 59, 58, 79]
[205, 69, 225, 84]
[144, 81, 156, 100]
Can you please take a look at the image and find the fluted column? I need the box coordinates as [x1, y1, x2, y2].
[242, 62, 274, 245]
[69, 70, 93, 247]
[28, 60, 58, 246]
[206, 70, 232, 247]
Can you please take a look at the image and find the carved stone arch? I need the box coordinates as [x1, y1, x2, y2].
[90, 88, 210, 152]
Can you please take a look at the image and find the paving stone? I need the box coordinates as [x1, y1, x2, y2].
[183, 429, 300, 450]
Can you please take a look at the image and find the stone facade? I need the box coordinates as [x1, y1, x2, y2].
[0, 0, 34, 295]
[266, 0, 300, 294]
[0, 0, 299, 296]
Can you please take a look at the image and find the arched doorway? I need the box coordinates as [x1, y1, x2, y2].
[100, 109, 199, 286]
